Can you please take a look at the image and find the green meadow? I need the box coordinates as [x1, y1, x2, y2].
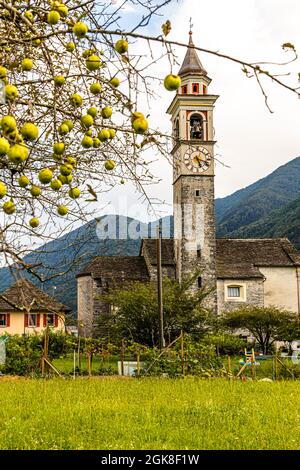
[0, 377, 299, 450]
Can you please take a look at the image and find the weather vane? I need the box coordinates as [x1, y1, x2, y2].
[189, 17, 193, 33]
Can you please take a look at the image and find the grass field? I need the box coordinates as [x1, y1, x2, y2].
[1, 377, 300, 450]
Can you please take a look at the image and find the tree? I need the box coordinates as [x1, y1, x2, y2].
[0, 0, 298, 295]
[222, 305, 300, 354]
[96, 272, 213, 346]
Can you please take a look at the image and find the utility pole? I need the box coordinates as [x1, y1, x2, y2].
[157, 225, 165, 350]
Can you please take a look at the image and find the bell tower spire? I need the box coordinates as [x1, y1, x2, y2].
[167, 29, 218, 313]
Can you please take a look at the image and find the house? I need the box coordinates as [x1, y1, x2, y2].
[77, 31, 300, 337]
[0, 279, 70, 335]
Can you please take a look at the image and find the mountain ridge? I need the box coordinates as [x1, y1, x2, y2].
[0, 156, 299, 313]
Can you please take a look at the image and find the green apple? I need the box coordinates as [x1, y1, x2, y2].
[66, 41, 75, 52]
[110, 77, 120, 88]
[53, 142, 65, 155]
[47, 10, 60, 25]
[21, 58, 33, 71]
[70, 93, 83, 107]
[60, 163, 73, 176]
[29, 217, 40, 228]
[54, 75, 65, 86]
[58, 174, 73, 184]
[58, 123, 69, 135]
[66, 156, 76, 166]
[38, 168, 53, 184]
[81, 114, 94, 128]
[73, 22, 88, 39]
[87, 107, 98, 118]
[86, 55, 101, 71]
[0, 137, 10, 155]
[93, 137, 101, 148]
[69, 187, 80, 199]
[131, 112, 145, 124]
[51, 179, 62, 190]
[0, 66, 7, 79]
[8, 144, 29, 163]
[101, 107, 112, 119]
[108, 129, 116, 139]
[24, 10, 34, 22]
[98, 129, 110, 142]
[1, 115, 17, 132]
[18, 175, 30, 188]
[57, 205, 69, 216]
[63, 120, 74, 131]
[21, 122, 39, 141]
[57, 3, 68, 17]
[164, 74, 181, 91]
[90, 82, 102, 95]
[3, 201, 15, 215]
[104, 160, 115, 171]
[115, 39, 128, 54]
[5, 84, 18, 101]
[0, 182, 7, 198]
[30, 185, 41, 197]
[132, 117, 148, 134]
[81, 135, 94, 148]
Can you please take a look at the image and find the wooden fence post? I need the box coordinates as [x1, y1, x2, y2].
[181, 330, 185, 376]
[228, 354, 231, 379]
[137, 348, 141, 377]
[121, 339, 125, 376]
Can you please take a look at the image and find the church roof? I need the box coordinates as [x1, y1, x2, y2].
[178, 32, 207, 77]
[140, 239, 176, 265]
[78, 256, 150, 281]
[0, 279, 70, 312]
[78, 238, 300, 282]
[216, 238, 300, 279]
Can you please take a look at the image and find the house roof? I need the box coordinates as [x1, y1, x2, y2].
[141, 239, 176, 266]
[78, 256, 150, 281]
[216, 238, 300, 279]
[178, 32, 208, 77]
[79, 237, 300, 282]
[0, 279, 70, 312]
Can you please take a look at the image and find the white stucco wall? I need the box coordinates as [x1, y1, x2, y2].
[259, 266, 299, 313]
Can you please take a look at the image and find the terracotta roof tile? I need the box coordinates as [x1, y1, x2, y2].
[0, 279, 70, 312]
[78, 256, 150, 281]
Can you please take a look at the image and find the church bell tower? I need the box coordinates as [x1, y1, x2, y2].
[167, 31, 218, 312]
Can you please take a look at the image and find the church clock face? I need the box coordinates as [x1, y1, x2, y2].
[184, 146, 212, 173]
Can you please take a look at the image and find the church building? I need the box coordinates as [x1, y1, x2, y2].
[77, 32, 300, 337]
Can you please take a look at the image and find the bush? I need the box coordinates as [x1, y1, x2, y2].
[142, 337, 225, 378]
[204, 334, 247, 356]
[0, 335, 42, 376]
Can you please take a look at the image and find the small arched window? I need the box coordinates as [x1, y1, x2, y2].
[190, 113, 203, 140]
[174, 119, 179, 139]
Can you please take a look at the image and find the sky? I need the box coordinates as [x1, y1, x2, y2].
[97, 0, 300, 222]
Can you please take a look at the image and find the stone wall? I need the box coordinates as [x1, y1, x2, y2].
[77, 275, 94, 336]
[217, 278, 264, 315]
[174, 175, 217, 313]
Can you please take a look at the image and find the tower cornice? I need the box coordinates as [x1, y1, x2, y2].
[171, 140, 217, 155]
[167, 94, 219, 115]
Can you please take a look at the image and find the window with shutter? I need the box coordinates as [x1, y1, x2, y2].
[0, 314, 7, 327]
[28, 314, 37, 327]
